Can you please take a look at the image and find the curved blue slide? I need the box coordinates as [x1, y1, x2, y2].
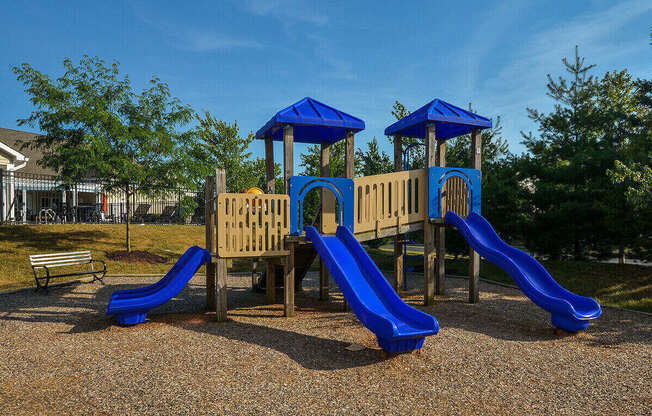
[445, 211, 601, 331]
[305, 225, 439, 353]
[106, 246, 210, 325]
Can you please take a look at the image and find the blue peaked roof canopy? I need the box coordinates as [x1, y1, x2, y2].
[384, 99, 492, 140]
[255, 97, 365, 144]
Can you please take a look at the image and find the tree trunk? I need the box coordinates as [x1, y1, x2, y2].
[125, 184, 131, 253]
[573, 239, 584, 260]
[618, 246, 625, 265]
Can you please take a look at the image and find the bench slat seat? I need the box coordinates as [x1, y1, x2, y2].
[29, 250, 106, 291]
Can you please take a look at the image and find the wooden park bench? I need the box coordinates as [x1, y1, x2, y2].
[29, 251, 106, 291]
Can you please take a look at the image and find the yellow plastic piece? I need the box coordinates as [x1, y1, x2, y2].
[245, 187, 264, 195]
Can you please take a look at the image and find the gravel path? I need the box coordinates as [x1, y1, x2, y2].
[1, 271, 650, 415]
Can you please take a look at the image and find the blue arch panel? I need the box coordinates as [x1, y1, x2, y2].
[428, 167, 481, 219]
[289, 176, 355, 235]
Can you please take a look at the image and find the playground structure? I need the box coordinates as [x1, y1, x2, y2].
[107, 97, 602, 351]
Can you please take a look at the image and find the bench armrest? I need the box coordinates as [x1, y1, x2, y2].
[91, 259, 107, 276]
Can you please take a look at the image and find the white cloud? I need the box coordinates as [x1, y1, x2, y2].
[131, 2, 261, 52]
[307, 35, 357, 81]
[240, 0, 329, 26]
[176, 30, 261, 52]
[470, 0, 652, 152]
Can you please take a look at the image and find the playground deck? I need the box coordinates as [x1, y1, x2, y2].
[1, 273, 650, 415]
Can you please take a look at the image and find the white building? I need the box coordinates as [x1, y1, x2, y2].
[0, 128, 196, 224]
[0, 128, 102, 223]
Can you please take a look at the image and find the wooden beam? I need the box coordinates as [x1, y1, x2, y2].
[345, 131, 355, 179]
[321, 142, 336, 233]
[469, 128, 481, 303]
[214, 169, 228, 321]
[435, 135, 446, 297]
[264, 137, 276, 301]
[205, 173, 216, 309]
[343, 131, 354, 311]
[393, 135, 404, 294]
[265, 137, 275, 193]
[355, 222, 424, 242]
[283, 125, 294, 194]
[320, 142, 331, 300]
[283, 125, 295, 316]
[284, 242, 295, 317]
[424, 125, 437, 305]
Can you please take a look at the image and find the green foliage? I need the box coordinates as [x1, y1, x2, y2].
[300, 141, 350, 177]
[13, 56, 195, 192]
[178, 195, 199, 221]
[13, 56, 196, 250]
[519, 47, 651, 260]
[355, 137, 393, 177]
[192, 111, 270, 193]
[390, 100, 424, 167]
[608, 161, 652, 210]
[446, 116, 525, 255]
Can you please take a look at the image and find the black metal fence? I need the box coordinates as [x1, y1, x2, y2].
[0, 170, 204, 225]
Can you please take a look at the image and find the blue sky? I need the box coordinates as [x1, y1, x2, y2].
[1, 0, 650, 171]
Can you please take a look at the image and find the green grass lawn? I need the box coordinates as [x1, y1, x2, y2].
[0, 224, 252, 292]
[367, 248, 652, 313]
[1, 224, 650, 313]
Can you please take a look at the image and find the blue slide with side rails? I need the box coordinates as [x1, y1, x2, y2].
[305, 225, 439, 353]
[445, 211, 601, 331]
[106, 246, 210, 325]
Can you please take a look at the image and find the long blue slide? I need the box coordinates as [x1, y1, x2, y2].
[305, 225, 439, 353]
[445, 211, 601, 331]
[106, 246, 210, 325]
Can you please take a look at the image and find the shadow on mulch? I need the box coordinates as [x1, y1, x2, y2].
[154, 312, 389, 371]
[1, 276, 650, 372]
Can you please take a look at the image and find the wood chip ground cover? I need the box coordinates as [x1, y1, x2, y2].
[0, 272, 650, 415]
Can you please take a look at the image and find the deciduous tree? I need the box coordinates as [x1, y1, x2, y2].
[13, 56, 196, 251]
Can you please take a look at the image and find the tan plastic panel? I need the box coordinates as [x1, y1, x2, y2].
[353, 169, 427, 237]
[216, 193, 290, 258]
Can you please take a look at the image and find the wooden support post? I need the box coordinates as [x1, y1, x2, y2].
[266, 261, 275, 303]
[264, 136, 276, 301]
[283, 125, 295, 316]
[424, 125, 437, 305]
[320, 142, 331, 301]
[284, 242, 295, 317]
[251, 259, 258, 289]
[469, 128, 481, 303]
[435, 135, 446, 296]
[214, 169, 228, 321]
[343, 131, 355, 311]
[205, 174, 216, 309]
[283, 126, 294, 194]
[345, 131, 355, 179]
[265, 137, 275, 193]
[393, 135, 404, 294]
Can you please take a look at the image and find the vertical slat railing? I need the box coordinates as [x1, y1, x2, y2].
[353, 169, 426, 237]
[216, 193, 290, 258]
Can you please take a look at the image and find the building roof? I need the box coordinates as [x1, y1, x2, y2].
[255, 97, 365, 144]
[0, 128, 55, 175]
[384, 99, 492, 140]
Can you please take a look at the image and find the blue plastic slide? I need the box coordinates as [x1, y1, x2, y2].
[444, 212, 601, 331]
[305, 225, 439, 352]
[106, 246, 210, 325]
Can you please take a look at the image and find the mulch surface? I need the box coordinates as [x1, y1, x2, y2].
[106, 250, 167, 264]
[1, 271, 650, 415]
